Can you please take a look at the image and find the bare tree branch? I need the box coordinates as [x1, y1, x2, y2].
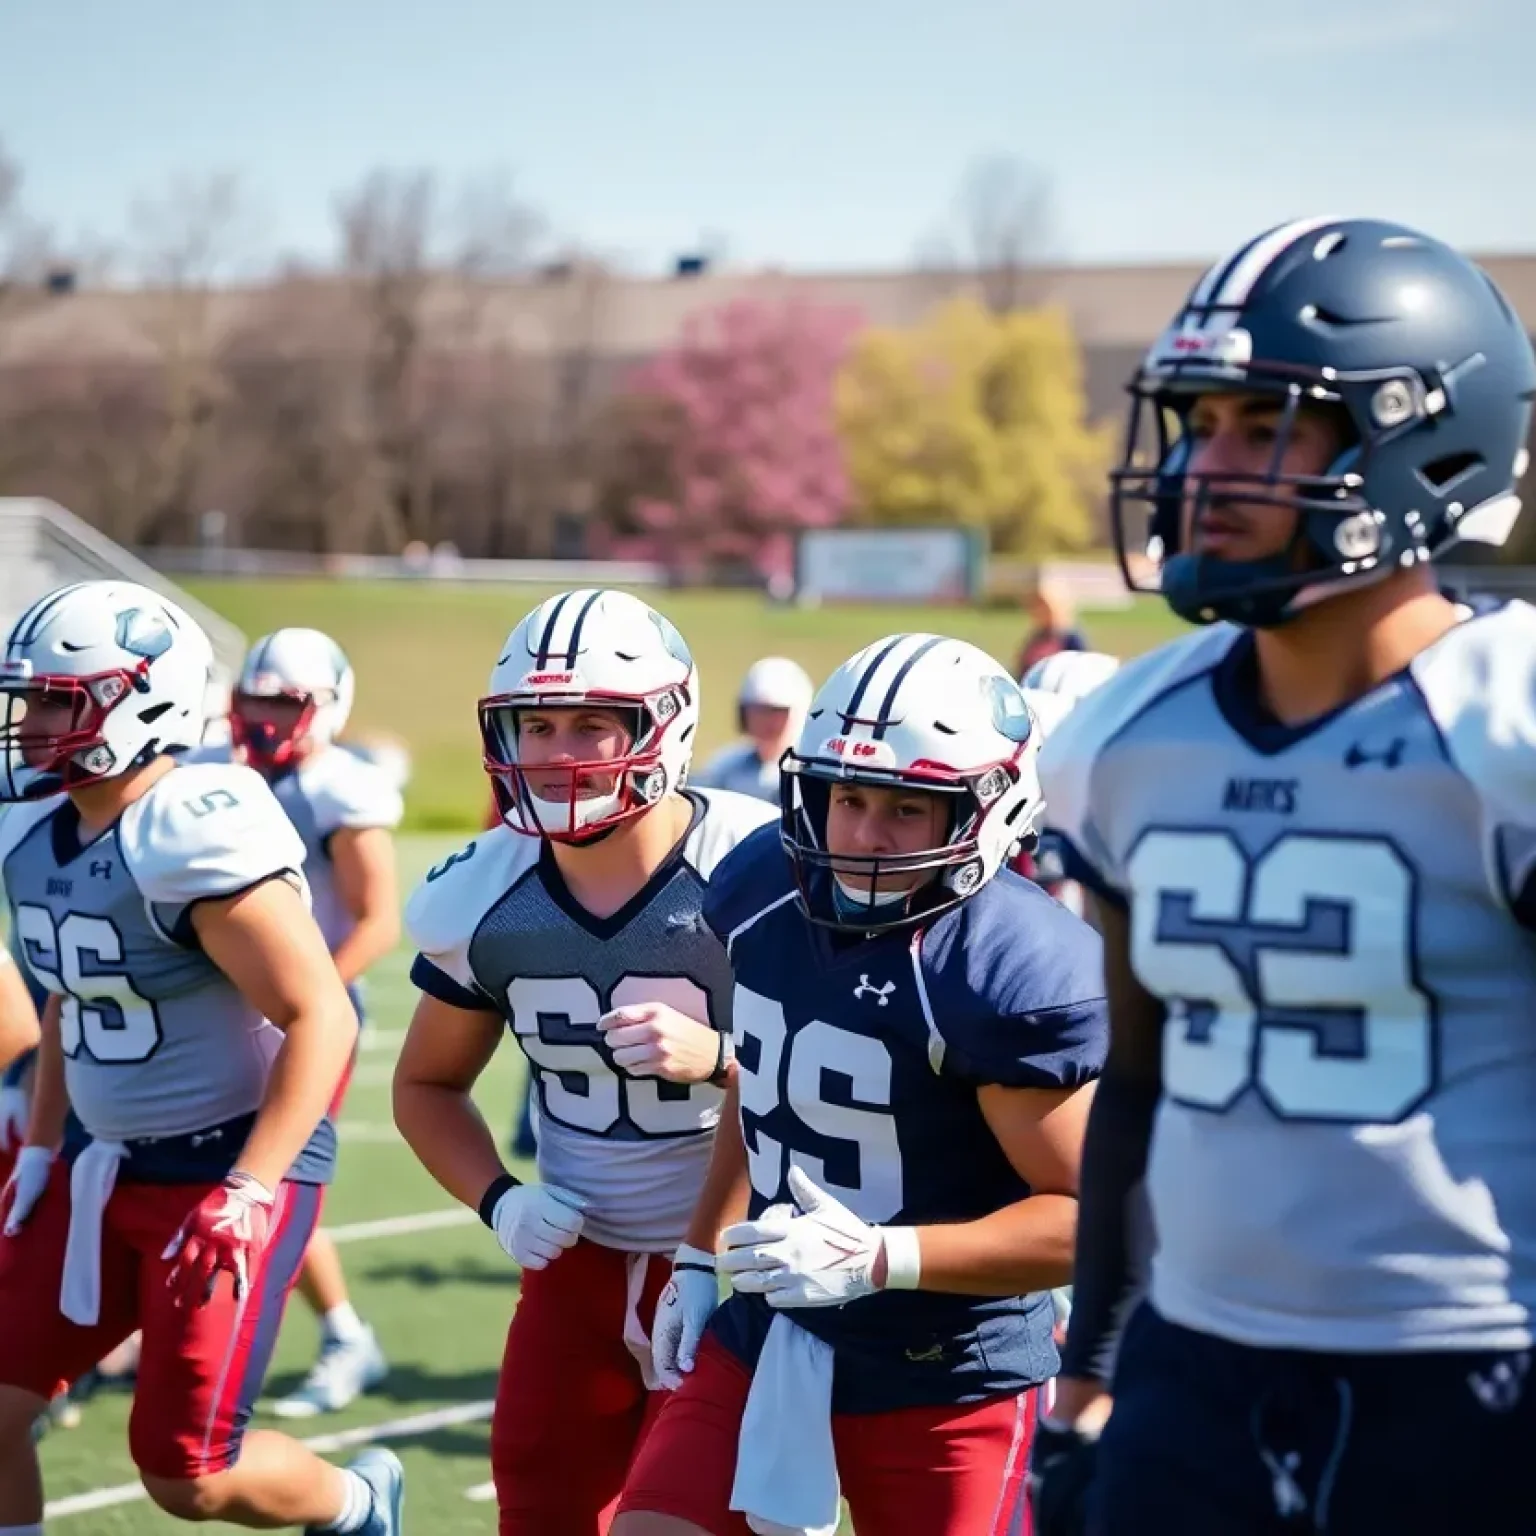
[919, 153, 1055, 314]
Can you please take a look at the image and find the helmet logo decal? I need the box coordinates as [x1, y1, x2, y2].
[116, 608, 172, 661]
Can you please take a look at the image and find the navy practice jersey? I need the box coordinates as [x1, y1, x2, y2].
[703, 824, 1108, 1413]
[1039, 602, 1536, 1354]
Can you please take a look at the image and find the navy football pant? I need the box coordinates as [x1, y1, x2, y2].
[1092, 1303, 1535, 1535]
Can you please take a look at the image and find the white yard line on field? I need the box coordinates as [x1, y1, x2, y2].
[325, 1206, 478, 1243]
[465, 1480, 498, 1502]
[44, 1400, 495, 1520]
[337, 1121, 413, 1143]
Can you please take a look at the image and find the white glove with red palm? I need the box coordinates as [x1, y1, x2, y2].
[161, 1172, 275, 1308]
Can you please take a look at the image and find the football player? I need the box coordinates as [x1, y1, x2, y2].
[694, 657, 814, 802]
[225, 628, 402, 1418]
[1033, 217, 1536, 1535]
[0, 581, 402, 1536]
[393, 588, 775, 1536]
[1015, 653, 1124, 914]
[614, 633, 1108, 1536]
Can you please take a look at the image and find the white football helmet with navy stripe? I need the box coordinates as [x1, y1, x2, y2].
[232, 627, 355, 771]
[781, 633, 1043, 931]
[480, 588, 699, 842]
[0, 580, 213, 801]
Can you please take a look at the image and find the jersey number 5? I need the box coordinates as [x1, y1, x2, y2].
[1128, 829, 1435, 1124]
[12, 905, 164, 1064]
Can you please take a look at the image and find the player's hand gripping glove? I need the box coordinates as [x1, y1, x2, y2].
[718, 1166, 921, 1309]
[651, 1243, 720, 1389]
[1028, 1414, 1102, 1536]
[162, 1172, 274, 1308]
[1, 1144, 55, 1236]
[480, 1174, 589, 1270]
[0, 1084, 29, 1156]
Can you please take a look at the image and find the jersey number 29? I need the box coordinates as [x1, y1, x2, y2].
[1130, 829, 1434, 1124]
[734, 987, 904, 1224]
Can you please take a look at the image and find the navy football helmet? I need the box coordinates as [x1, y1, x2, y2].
[1111, 216, 1536, 628]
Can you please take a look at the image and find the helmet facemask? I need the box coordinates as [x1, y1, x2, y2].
[0, 660, 155, 801]
[230, 686, 327, 772]
[779, 753, 1032, 934]
[480, 688, 686, 845]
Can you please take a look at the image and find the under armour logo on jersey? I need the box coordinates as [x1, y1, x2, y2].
[89, 860, 112, 879]
[853, 976, 895, 1006]
[1468, 1352, 1530, 1413]
[1344, 737, 1407, 769]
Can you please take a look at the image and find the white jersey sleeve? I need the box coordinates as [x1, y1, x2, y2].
[121, 763, 309, 931]
[1412, 600, 1536, 920]
[404, 827, 540, 1002]
[302, 750, 405, 842]
[1037, 626, 1237, 899]
[682, 787, 778, 877]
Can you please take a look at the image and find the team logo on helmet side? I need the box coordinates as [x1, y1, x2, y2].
[116, 607, 174, 661]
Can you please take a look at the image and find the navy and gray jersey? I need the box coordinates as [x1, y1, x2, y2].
[407, 788, 776, 1251]
[702, 824, 1108, 1412]
[693, 743, 779, 804]
[1039, 602, 1536, 1354]
[0, 762, 334, 1180]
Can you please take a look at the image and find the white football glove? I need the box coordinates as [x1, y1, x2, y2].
[0, 1086, 28, 1156]
[651, 1243, 721, 1389]
[489, 1181, 589, 1270]
[2, 1145, 55, 1237]
[718, 1166, 921, 1310]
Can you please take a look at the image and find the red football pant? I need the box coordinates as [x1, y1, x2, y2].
[491, 1236, 671, 1536]
[0, 1160, 320, 1478]
[619, 1334, 1037, 1536]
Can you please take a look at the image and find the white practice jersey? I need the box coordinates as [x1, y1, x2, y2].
[407, 788, 775, 1251]
[0, 762, 307, 1142]
[1039, 603, 1536, 1353]
[267, 749, 403, 954]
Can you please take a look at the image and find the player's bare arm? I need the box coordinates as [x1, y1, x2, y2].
[679, 1074, 751, 1249]
[1050, 895, 1165, 1427]
[890, 1078, 1094, 1297]
[392, 991, 508, 1210]
[22, 994, 67, 1151]
[0, 952, 39, 1076]
[327, 825, 401, 986]
[192, 876, 359, 1192]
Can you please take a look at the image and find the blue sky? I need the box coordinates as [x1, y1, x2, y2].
[3, 0, 1531, 277]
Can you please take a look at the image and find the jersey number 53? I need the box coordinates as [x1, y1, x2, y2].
[1129, 829, 1435, 1125]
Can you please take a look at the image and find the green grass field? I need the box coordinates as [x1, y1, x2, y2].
[181, 578, 1186, 830]
[33, 578, 1188, 1531]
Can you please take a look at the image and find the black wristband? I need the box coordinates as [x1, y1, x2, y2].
[478, 1172, 520, 1229]
[674, 1259, 715, 1275]
[708, 1029, 732, 1086]
[1058, 1070, 1159, 1383]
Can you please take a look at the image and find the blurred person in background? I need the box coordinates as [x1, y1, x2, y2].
[694, 656, 813, 803]
[227, 629, 402, 1419]
[1014, 578, 1090, 682]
